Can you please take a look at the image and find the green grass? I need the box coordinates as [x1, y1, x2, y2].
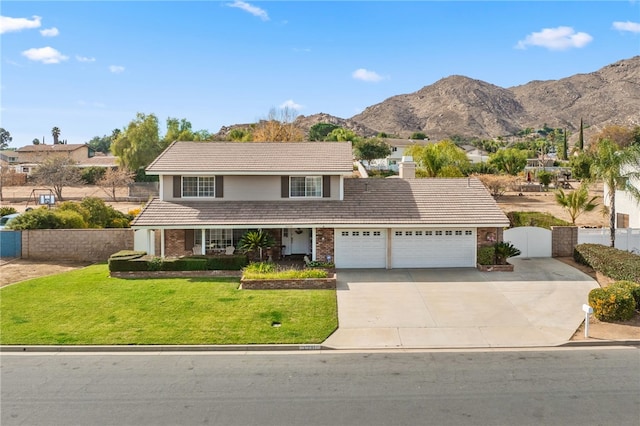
[0, 264, 337, 345]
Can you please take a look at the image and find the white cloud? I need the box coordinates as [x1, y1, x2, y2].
[0, 15, 42, 34]
[613, 21, 640, 33]
[40, 27, 59, 37]
[21, 46, 68, 64]
[280, 99, 303, 110]
[109, 65, 125, 74]
[227, 1, 269, 21]
[76, 55, 96, 63]
[516, 26, 593, 50]
[352, 68, 384, 82]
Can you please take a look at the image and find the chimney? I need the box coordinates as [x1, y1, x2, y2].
[399, 156, 416, 179]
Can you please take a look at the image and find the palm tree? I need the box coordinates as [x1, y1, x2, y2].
[493, 242, 521, 265]
[589, 139, 640, 247]
[51, 127, 61, 144]
[554, 184, 598, 224]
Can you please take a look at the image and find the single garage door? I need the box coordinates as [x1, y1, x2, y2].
[391, 228, 476, 268]
[334, 229, 387, 268]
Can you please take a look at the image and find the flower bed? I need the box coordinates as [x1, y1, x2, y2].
[240, 274, 337, 290]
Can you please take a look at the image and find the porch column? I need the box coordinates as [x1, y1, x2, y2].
[311, 227, 317, 261]
[201, 229, 206, 255]
[160, 228, 165, 258]
[147, 230, 155, 256]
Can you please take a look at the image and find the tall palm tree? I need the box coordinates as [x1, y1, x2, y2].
[554, 184, 598, 224]
[589, 139, 640, 247]
[51, 127, 61, 144]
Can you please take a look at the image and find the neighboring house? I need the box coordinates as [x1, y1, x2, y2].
[604, 165, 640, 229]
[369, 139, 433, 172]
[15, 144, 95, 164]
[132, 141, 509, 269]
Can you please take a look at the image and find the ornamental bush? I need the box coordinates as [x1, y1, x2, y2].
[574, 244, 640, 282]
[588, 286, 636, 322]
[610, 281, 640, 311]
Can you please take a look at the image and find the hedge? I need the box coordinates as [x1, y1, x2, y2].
[108, 254, 248, 272]
[574, 244, 640, 283]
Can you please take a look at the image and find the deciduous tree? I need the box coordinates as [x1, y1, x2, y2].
[405, 140, 469, 177]
[0, 128, 12, 149]
[353, 138, 391, 166]
[111, 113, 162, 171]
[488, 148, 528, 175]
[309, 123, 339, 141]
[97, 167, 135, 201]
[252, 107, 304, 142]
[31, 156, 83, 201]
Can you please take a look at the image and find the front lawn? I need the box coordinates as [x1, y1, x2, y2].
[0, 265, 337, 345]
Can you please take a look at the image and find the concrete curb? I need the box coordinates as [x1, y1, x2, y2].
[0, 344, 329, 353]
[2, 340, 639, 353]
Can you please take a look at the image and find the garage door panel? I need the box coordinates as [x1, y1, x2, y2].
[392, 228, 475, 268]
[335, 229, 386, 268]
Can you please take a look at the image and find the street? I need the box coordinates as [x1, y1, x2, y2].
[2, 348, 639, 425]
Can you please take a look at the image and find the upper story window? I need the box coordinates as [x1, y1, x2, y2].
[183, 176, 215, 197]
[290, 176, 322, 198]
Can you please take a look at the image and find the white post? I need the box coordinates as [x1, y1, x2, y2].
[582, 304, 593, 338]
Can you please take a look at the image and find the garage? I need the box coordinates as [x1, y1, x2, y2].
[391, 228, 476, 268]
[334, 229, 387, 268]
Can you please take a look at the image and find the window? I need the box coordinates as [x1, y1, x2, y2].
[341, 231, 349, 236]
[363, 231, 371, 236]
[352, 231, 360, 236]
[290, 176, 322, 198]
[195, 228, 249, 250]
[445, 230, 453, 236]
[455, 230, 463, 236]
[395, 231, 403, 236]
[435, 231, 443, 236]
[415, 231, 423, 236]
[405, 231, 413, 236]
[425, 231, 433, 236]
[617, 213, 630, 228]
[373, 231, 381, 236]
[183, 176, 215, 197]
[465, 230, 473, 236]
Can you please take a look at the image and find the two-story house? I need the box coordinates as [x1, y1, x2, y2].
[132, 141, 509, 269]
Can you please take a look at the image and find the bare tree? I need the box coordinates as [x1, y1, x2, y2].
[97, 167, 135, 201]
[31, 156, 83, 201]
[252, 107, 304, 142]
[475, 174, 518, 198]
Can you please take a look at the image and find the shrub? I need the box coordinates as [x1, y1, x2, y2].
[147, 257, 164, 271]
[493, 241, 521, 265]
[54, 210, 88, 229]
[162, 257, 207, 271]
[574, 244, 640, 282]
[243, 266, 329, 280]
[81, 166, 106, 185]
[203, 255, 248, 270]
[0, 207, 18, 217]
[306, 261, 335, 269]
[477, 246, 495, 265]
[244, 262, 277, 274]
[610, 281, 640, 311]
[109, 250, 146, 260]
[108, 257, 149, 272]
[507, 211, 571, 229]
[588, 286, 636, 322]
[537, 171, 553, 188]
[107, 254, 248, 273]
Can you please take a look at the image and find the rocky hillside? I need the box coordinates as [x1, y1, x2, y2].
[217, 56, 639, 141]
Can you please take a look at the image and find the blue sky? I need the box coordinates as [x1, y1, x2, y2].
[1, 1, 639, 148]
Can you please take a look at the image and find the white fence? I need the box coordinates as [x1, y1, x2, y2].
[504, 226, 552, 258]
[578, 228, 640, 253]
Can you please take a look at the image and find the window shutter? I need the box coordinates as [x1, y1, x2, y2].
[184, 229, 194, 250]
[281, 176, 289, 198]
[323, 175, 331, 198]
[173, 176, 181, 198]
[215, 175, 224, 198]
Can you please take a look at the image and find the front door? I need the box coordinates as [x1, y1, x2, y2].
[283, 228, 310, 255]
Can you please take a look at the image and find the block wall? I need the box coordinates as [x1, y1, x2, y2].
[22, 229, 134, 262]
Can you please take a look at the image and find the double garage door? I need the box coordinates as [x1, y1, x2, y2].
[334, 228, 476, 269]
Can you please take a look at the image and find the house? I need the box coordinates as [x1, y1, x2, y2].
[369, 138, 433, 172]
[131, 141, 509, 269]
[15, 144, 95, 164]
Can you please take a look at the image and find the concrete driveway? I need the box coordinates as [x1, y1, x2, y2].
[323, 258, 598, 349]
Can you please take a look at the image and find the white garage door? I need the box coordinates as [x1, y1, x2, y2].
[334, 229, 387, 268]
[391, 228, 476, 268]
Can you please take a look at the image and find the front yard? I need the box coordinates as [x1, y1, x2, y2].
[0, 264, 337, 345]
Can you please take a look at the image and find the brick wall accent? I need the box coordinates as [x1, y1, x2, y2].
[165, 229, 190, 257]
[111, 270, 242, 279]
[551, 226, 578, 257]
[240, 275, 336, 290]
[22, 229, 133, 262]
[315, 228, 334, 262]
[477, 227, 503, 247]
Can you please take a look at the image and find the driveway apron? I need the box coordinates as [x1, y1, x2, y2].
[323, 258, 598, 349]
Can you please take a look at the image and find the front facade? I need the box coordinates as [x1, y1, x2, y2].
[604, 165, 640, 229]
[132, 141, 509, 268]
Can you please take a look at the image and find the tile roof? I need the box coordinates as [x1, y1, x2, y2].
[16, 144, 87, 152]
[146, 141, 354, 174]
[132, 177, 509, 228]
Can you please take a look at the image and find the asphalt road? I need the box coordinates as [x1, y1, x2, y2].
[2, 348, 639, 426]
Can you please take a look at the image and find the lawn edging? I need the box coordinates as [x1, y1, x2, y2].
[240, 274, 337, 290]
[110, 270, 242, 279]
[476, 263, 514, 272]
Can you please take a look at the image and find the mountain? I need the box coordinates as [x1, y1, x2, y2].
[216, 56, 640, 141]
[349, 56, 640, 140]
